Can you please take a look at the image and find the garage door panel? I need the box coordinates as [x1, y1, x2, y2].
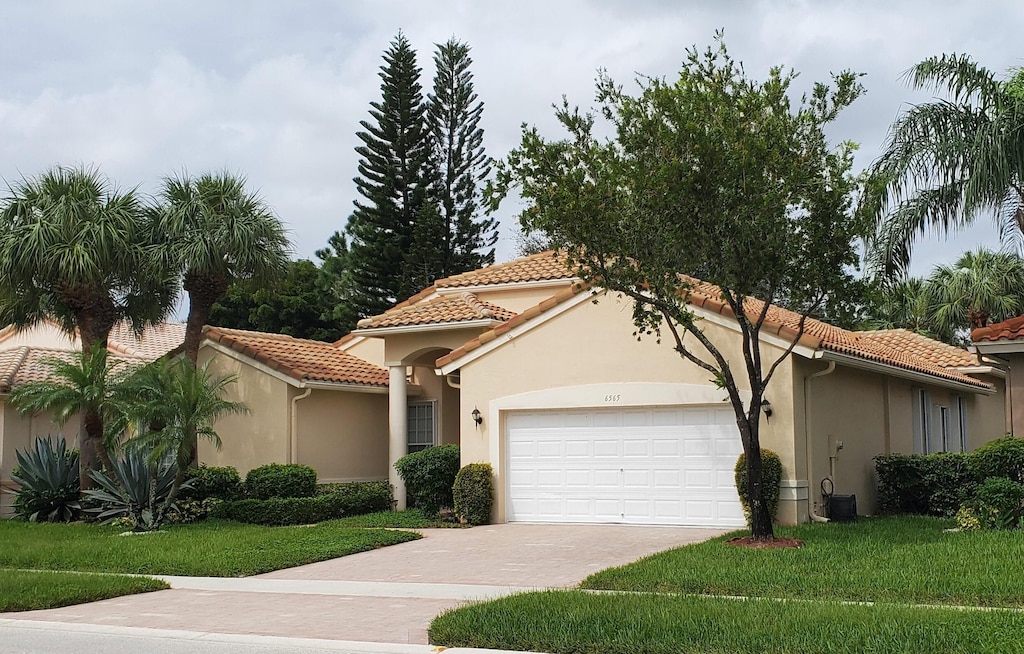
[507, 406, 745, 527]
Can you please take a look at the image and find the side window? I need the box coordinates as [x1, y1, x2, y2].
[957, 396, 968, 452]
[912, 388, 931, 454]
[939, 406, 951, 452]
[407, 401, 437, 453]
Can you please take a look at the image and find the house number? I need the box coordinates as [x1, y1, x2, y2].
[604, 394, 621, 402]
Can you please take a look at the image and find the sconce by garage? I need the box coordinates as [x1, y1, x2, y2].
[471, 407, 483, 426]
[761, 398, 773, 422]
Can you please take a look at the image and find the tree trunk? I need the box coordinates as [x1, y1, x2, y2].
[738, 411, 775, 540]
[75, 306, 116, 491]
[182, 272, 228, 365]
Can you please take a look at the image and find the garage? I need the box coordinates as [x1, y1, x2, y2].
[506, 405, 746, 527]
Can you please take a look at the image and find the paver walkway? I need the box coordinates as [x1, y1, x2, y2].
[8, 524, 724, 645]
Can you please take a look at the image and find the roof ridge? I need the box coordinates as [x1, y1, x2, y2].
[0, 346, 31, 390]
[459, 292, 495, 319]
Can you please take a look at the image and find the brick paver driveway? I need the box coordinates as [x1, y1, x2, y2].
[12, 524, 725, 645]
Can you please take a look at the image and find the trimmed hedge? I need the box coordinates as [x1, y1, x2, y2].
[245, 463, 317, 500]
[734, 449, 783, 524]
[214, 481, 394, 526]
[394, 445, 460, 515]
[181, 465, 243, 502]
[970, 437, 1024, 485]
[874, 453, 975, 516]
[453, 463, 493, 525]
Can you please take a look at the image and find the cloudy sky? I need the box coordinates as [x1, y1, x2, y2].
[0, 1, 1020, 277]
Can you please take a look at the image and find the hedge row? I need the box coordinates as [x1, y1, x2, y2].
[212, 481, 393, 526]
[875, 437, 1024, 516]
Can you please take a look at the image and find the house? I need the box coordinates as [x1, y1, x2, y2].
[0, 321, 185, 515]
[972, 316, 1024, 437]
[200, 251, 1009, 527]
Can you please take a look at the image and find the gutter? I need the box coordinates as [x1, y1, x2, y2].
[289, 387, 312, 464]
[804, 360, 836, 523]
[819, 351, 994, 395]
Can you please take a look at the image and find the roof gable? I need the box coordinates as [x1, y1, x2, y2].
[357, 292, 517, 331]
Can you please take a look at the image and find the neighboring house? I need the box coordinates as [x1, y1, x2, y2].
[0, 320, 185, 516]
[323, 251, 1007, 527]
[972, 316, 1024, 437]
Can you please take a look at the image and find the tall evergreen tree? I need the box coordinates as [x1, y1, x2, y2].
[346, 32, 432, 319]
[417, 39, 497, 278]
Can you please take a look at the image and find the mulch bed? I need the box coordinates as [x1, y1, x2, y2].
[725, 536, 804, 549]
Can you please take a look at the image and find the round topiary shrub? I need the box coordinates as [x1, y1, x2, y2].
[394, 445, 460, 516]
[969, 436, 1024, 485]
[245, 463, 317, 500]
[734, 448, 784, 524]
[453, 463, 494, 525]
[182, 465, 243, 502]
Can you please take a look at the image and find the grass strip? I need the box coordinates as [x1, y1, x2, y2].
[583, 516, 1024, 607]
[0, 519, 419, 577]
[0, 569, 167, 612]
[429, 590, 1024, 654]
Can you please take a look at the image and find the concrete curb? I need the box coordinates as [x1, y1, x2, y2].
[154, 576, 539, 601]
[0, 618, 548, 654]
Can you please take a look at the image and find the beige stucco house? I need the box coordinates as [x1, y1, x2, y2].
[316, 251, 1007, 527]
[0, 321, 184, 515]
[972, 315, 1024, 437]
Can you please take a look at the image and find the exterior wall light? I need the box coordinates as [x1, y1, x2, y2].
[761, 398, 773, 421]
[471, 407, 483, 426]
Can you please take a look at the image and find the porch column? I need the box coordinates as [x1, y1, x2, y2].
[389, 365, 408, 510]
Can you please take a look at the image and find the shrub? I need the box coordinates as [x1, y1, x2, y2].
[453, 463, 493, 525]
[874, 453, 975, 516]
[734, 449, 783, 524]
[83, 445, 189, 532]
[211, 492, 348, 526]
[168, 497, 223, 524]
[956, 476, 1024, 530]
[245, 463, 317, 500]
[970, 437, 1024, 485]
[394, 445, 460, 516]
[315, 480, 393, 516]
[182, 465, 243, 502]
[11, 437, 81, 522]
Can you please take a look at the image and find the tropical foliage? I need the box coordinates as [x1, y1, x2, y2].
[490, 36, 864, 539]
[867, 54, 1024, 277]
[83, 444, 183, 532]
[11, 437, 81, 522]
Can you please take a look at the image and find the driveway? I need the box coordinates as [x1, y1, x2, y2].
[9, 524, 724, 645]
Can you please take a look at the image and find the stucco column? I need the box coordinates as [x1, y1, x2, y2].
[389, 365, 408, 510]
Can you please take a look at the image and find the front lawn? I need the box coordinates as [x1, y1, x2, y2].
[0, 518, 420, 577]
[584, 516, 1024, 607]
[333, 508, 462, 529]
[0, 570, 168, 612]
[430, 591, 1024, 654]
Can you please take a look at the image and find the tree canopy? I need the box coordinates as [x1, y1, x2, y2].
[491, 36, 865, 539]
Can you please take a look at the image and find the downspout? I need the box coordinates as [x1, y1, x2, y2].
[804, 360, 836, 523]
[290, 386, 312, 464]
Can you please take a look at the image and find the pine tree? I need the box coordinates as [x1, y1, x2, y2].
[426, 39, 497, 275]
[345, 32, 432, 319]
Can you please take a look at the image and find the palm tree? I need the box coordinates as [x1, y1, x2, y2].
[0, 166, 177, 480]
[157, 172, 290, 363]
[926, 248, 1024, 344]
[866, 54, 1024, 276]
[8, 347, 139, 489]
[126, 358, 247, 528]
[864, 277, 935, 336]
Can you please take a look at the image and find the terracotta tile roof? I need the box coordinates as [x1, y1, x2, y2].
[357, 292, 517, 330]
[972, 315, 1024, 343]
[108, 322, 186, 359]
[435, 250, 575, 288]
[858, 329, 980, 368]
[203, 326, 388, 387]
[436, 282, 590, 368]
[0, 347, 146, 393]
[438, 278, 991, 390]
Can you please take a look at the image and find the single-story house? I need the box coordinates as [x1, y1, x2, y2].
[198, 251, 1010, 528]
[0, 320, 185, 515]
[972, 315, 1024, 437]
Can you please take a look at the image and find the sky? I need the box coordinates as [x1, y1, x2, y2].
[0, 0, 1020, 278]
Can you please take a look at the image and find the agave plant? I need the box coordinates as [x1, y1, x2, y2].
[10, 437, 81, 522]
[83, 443, 190, 532]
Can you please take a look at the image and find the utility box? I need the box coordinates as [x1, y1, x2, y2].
[828, 494, 857, 522]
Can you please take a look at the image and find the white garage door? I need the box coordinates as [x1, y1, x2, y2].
[506, 406, 746, 527]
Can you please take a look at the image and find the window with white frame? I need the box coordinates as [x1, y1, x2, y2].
[939, 406, 951, 452]
[957, 396, 968, 452]
[912, 388, 931, 454]
[407, 401, 437, 453]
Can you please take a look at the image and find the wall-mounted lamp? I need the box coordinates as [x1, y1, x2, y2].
[471, 407, 483, 426]
[761, 398, 773, 422]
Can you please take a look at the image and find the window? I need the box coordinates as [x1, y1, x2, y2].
[912, 388, 931, 454]
[939, 406, 951, 452]
[957, 396, 968, 452]
[407, 401, 437, 453]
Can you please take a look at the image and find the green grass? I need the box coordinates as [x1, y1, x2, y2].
[430, 591, 1024, 654]
[333, 509, 464, 529]
[0, 569, 168, 612]
[0, 519, 420, 577]
[583, 516, 1024, 607]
